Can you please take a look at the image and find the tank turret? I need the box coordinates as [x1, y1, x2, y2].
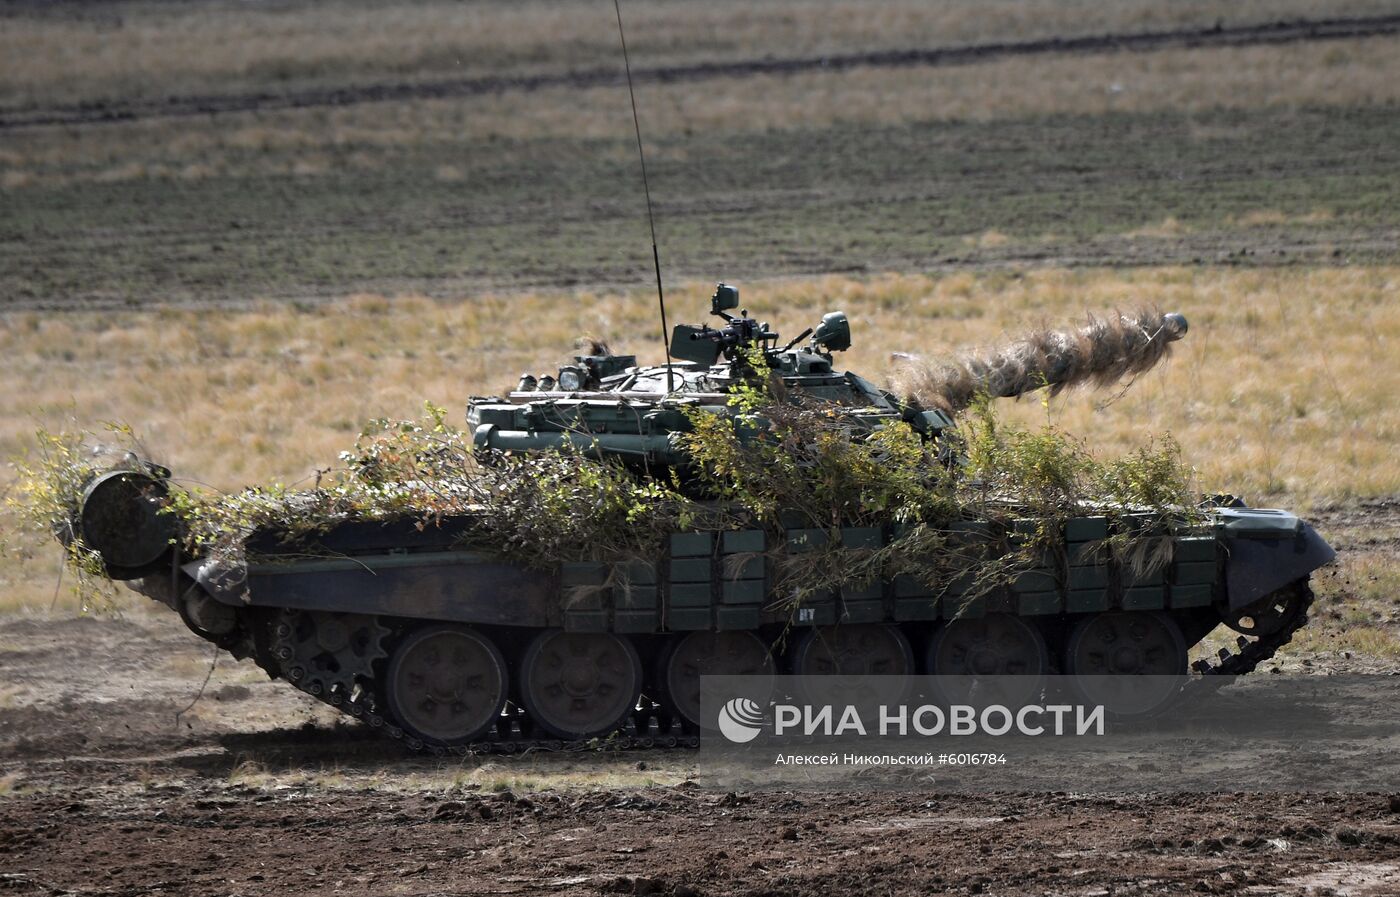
[467, 283, 951, 468]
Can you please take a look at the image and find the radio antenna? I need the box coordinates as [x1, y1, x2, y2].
[612, 0, 675, 390]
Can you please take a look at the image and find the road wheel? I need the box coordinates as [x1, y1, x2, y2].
[520, 629, 642, 740]
[926, 613, 1049, 707]
[790, 624, 914, 708]
[663, 630, 774, 730]
[385, 625, 508, 745]
[1064, 611, 1187, 718]
[789, 624, 913, 676]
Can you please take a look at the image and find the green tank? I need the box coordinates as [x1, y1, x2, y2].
[71, 283, 1333, 753]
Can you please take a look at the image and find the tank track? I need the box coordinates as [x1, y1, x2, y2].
[1184, 580, 1315, 693]
[240, 582, 1315, 755]
[283, 679, 699, 757]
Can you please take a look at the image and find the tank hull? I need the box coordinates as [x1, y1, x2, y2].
[105, 482, 1332, 751]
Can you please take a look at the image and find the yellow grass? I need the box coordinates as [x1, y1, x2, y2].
[215, 752, 696, 794]
[1, 266, 1393, 499]
[1283, 625, 1400, 662]
[0, 268, 1388, 500]
[1321, 553, 1400, 609]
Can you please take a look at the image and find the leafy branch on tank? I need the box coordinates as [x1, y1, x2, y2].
[7, 422, 156, 612]
[187, 411, 694, 575]
[676, 376, 1206, 626]
[18, 409, 1202, 622]
[15, 298, 1206, 625]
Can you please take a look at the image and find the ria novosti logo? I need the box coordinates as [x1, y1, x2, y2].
[717, 697, 767, 743]
[716, 695, 1106, 743]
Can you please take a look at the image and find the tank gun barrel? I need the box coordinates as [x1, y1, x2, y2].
[893, 309, 1188, 414]
[70, 461, 178, 580]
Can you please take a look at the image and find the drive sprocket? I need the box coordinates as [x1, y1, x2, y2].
[269, 609, 389, 703]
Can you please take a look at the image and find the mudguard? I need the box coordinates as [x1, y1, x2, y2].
[1219, 509, 1335, 608]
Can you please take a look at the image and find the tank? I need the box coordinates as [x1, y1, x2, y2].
[69, 283, 1334, 753]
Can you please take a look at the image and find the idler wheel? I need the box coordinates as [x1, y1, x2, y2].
[386, 625, 508, 745]
[1224, 587, 1307, 638]
[925, 613, 1049, 708]
[519, 630, 642, 740]
[1064, 611, 1187, 719]
[663, 631, 775, 730]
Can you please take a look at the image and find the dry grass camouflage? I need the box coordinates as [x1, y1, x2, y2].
[892, 309, 1184, 413]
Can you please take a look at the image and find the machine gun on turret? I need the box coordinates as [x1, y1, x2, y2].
[669, 282, 853, 369]
[670, 283, 776, 365]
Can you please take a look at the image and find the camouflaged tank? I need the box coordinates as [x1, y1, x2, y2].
[73, 284, 1334, 751]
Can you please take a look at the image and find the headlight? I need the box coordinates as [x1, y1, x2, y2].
[557, 366, 585, 392]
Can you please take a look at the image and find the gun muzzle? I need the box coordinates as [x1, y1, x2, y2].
[77, 468, 177, 579]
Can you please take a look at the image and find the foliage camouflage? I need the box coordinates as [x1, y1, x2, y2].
[15, 386, 1203, 621]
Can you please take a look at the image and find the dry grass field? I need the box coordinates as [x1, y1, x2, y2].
[3, 3, 1400, 894]
[3, 267, 1397, 499]
[4, 267, 1398, 667]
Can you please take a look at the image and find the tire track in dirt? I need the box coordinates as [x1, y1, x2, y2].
[4, 13, 1399, 130]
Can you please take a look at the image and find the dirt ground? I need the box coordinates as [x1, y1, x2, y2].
[2, 507, 1398, 897]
